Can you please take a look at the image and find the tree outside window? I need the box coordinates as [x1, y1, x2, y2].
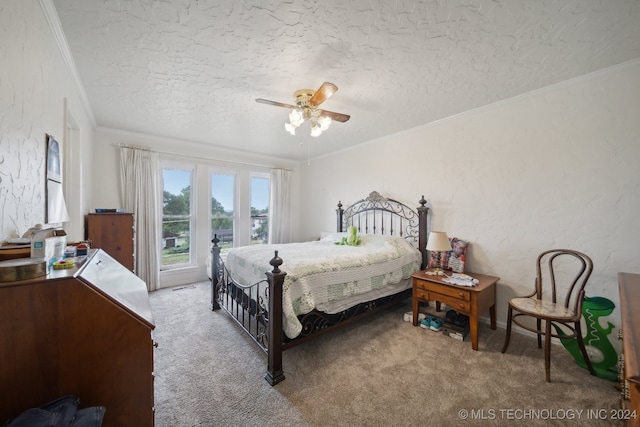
[250, 175, 269, 244]
[211, 173, 235, 251]
[162, 168, 192, 266]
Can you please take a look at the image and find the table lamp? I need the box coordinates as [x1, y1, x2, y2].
[426, 231, 452, 275]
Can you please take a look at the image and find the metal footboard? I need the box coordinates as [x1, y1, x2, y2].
[210, 235, 287, 385]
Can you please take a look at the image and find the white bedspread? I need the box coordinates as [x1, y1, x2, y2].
[225, 234, 421, 339]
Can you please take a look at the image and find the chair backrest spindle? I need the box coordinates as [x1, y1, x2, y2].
[536, 249, 593, 311]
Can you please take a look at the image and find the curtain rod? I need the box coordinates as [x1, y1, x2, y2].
[114, 143, 292, 171]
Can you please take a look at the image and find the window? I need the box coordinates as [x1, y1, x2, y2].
[250, 175, 269, 244]
[161, 165, 193, 268]
[210, 172, 235, 251]
[157, 161, 273, 285]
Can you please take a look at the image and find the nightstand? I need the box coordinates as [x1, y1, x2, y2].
[412, 268, 500, 351]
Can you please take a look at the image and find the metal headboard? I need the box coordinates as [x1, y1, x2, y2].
[336, 191, 429, 268]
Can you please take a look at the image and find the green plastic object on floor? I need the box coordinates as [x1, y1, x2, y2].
[552, 296, 618, 381]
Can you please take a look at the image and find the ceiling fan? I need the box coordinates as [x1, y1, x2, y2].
[256, 82, 350, 137]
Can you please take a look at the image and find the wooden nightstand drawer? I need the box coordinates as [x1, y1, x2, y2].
[413, 286, 471, 312]
[430, 292, 471, 312]
[417, 279, 471, 301]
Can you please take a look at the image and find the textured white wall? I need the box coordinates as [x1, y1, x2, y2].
[0, 0, 93, 242]
[297, 60, 640, 333]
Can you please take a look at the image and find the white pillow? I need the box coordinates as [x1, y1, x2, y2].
[320, 231, 348, 241]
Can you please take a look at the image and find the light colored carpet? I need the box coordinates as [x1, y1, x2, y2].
[150, 281, 621, 427]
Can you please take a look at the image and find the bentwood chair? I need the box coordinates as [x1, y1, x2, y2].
[501, 249, 596, 382]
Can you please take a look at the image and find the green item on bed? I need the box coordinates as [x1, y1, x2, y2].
[336, 226, 360, 246]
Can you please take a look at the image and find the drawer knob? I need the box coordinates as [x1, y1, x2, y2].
[153, 341, 159, 348]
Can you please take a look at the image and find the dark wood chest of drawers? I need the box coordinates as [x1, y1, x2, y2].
[87, 213, 135, 271]
[619, 272, 640, 426]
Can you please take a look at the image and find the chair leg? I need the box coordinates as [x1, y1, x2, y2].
[537, 318, 542, 349]
[544, 320, 552, 382]
[501, 306, 513, 353]
[575, 321, 596, 376]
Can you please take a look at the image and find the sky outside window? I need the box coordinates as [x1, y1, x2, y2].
[251, 177, 269, 211]
[164, 169, 190, 195]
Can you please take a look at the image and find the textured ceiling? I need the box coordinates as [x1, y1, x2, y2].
[51, 0, 640, 162]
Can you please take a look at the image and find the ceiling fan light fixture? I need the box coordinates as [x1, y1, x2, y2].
[310, 123, 323, 137]
[284, 122, 297, 135]
[289, 109, 305, 126]
[256, 82, 350, 138]
[318, 115, 331, 131]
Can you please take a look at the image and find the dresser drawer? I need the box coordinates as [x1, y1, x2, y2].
[431, 292, 471, 312]
[413, 286, 471, 313]
[415, 279, 471, 301]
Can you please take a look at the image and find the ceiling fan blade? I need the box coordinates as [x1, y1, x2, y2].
[317, 109, 350, 123]
[309, 82, 338, 107]
[256, 98, 297, 109]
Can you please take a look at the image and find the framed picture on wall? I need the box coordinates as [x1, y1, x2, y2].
[47, 134, 62, 183]
[45, 134, 69, 223]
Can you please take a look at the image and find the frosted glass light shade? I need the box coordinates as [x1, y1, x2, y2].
[310, 125, 322, 137]
[284, 122, 297, 135]
[289, 109, 304, 126]
[318, 115, 331, 130]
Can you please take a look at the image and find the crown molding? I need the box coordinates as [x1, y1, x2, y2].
[38, 0, 96, 126]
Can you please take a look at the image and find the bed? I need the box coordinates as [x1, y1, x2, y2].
[210, 191, 429, 385]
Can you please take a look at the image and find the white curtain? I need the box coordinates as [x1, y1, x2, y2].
[119, 146, 160, 291]
[268, 168, 292, 244]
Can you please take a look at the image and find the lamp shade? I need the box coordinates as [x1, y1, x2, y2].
[426, 231, 452, 252]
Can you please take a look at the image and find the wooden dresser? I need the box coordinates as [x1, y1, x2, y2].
[87, 213, 135, 271]
[0, 250, 155, 426]
[619, 272, 640, 426]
